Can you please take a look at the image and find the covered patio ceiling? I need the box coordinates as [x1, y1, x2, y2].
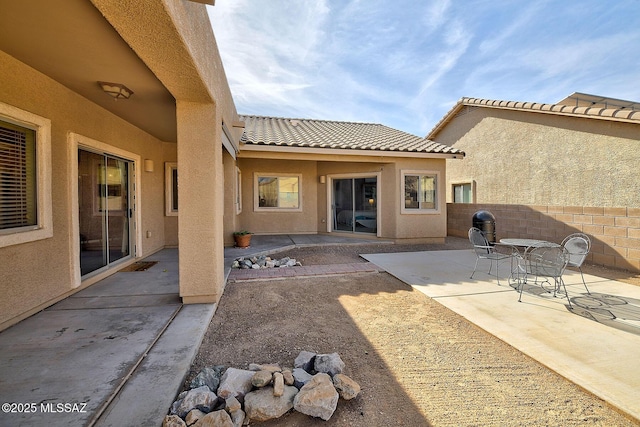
[0, 0, 177, 142]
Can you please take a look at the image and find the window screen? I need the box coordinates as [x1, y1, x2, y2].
[0, 120, 37, 231]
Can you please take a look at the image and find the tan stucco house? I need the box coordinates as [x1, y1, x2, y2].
[0, 1, 464, 331]
[0, 0, 244, 331]
[226, 116, 464, 244]
[428, 93, 640, 272]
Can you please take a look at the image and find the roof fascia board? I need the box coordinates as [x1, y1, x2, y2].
[428, 98, 639, 139]
[221, 121, 237, 159]
[238, 143, 462, 160]
[468, 102, 640, 125]
[426, 100, 465, 140]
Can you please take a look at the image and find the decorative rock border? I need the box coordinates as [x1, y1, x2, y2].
[232, 255, 301, 270]
[164, 352, 360, 426]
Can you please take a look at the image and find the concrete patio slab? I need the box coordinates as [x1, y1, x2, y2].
[0, 248, 215, 427]
[361, 249, 640, 422]
[94, 304, 216, 427]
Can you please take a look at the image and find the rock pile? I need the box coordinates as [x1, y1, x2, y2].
[164, 351, 360, 426]
[231, 255, 301, 270]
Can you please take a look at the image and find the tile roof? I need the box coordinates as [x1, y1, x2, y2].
[427, 94, 640, 140]
[240, 115, 464, 156]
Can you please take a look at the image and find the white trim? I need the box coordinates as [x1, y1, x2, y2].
[400, 169, 442, 215]
[69, 133, 142, 288]
[326, 172, 381, 237]
[235, 167, 242, 214]
[239, 143, 463, 159]
[165, 162, 178, 216]
[0, 102, 53, 248]
[221, 122, 237, 159]
[253, 172, 302, 212]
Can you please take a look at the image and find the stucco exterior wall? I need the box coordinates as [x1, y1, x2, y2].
[0, 52, 168, 330]
[235, 154, 449, 242]
[439, 107, 640, 207]
[237, 158, 319, 235]
[393, 158, 448, 242]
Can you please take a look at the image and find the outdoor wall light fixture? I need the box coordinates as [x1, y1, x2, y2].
[319, 175, 326, 184]
[144, 159, 154, 173]
[98, 81, 134, 100]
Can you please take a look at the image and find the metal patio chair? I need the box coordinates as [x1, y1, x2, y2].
[519, 245, 572, 308]
[468, 227, 518, 285]
[561, 233, 591, 294]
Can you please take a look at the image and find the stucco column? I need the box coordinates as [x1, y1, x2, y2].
[177, 101, 225, 304]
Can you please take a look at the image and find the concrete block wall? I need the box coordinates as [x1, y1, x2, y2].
[448, 203, 640, 272]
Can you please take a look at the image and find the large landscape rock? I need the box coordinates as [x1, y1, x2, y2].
[218, 368, 255, 399]
[230, 409, 245, 427]
[163, 415, 186, 427]
[167, 352, 357, 425]
[292, 368, 314, 389]
[171, 386, 217, 418]
[190, 366, 225, 392]
[273, 372, 285, 396]
[333, 373, 361, 400]
[251, 370, 273, 388]
[294, 350, 316, 372]
[314, 353, 345, 376]
[185, 409, 206, 425]
[244, 385, 298, 422]
[193, 410, 233, 427]
[293, 373, 339, 420]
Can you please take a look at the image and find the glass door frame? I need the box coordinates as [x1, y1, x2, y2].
[78, 149, 134, 277]
[326, 172, 381, 237]
[70, 133, 141, 287]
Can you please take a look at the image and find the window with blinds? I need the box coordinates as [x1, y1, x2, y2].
[0, 119, 37, 231]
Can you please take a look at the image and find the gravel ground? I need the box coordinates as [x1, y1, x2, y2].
[187, 240, 639, 426]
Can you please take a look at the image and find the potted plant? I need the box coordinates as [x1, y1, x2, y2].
[233, 230, 252, 248]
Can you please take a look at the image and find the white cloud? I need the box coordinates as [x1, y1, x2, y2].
[208, 0, 640, 136]
[477, 2, 544, 55]
[422, 0, 452, 33]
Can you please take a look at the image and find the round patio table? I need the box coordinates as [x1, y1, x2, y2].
[499, 239, 560, 287]
[499, 238, 559, 249]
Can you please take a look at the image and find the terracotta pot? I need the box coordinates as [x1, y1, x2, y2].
[234, 234, 252, 248]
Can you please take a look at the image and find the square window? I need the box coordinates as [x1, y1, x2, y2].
[401, 171, 439, 213]
[0, 120, 37, 231]
[453, 183, 472, 203]
[255, 174, 301, 211]
[0, 102, 52, 248]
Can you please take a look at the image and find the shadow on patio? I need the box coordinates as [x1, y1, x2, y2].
[362, 249, 640, 422]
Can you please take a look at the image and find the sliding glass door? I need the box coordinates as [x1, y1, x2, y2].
[78, 149, 132, 276]
[332, 177, 377, 234]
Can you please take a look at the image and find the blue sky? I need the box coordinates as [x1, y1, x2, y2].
[208, 1, 640, 137]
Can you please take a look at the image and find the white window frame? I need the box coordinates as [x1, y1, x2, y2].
[451, 180, 475, 204]
[326, 172, 382, 237]
[400, 170, 441, 215]
[0, 102, 52, 248]
[235, 167, 242, 214]
[253, 172, 302, 212]
[165, 162, 178, 216]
